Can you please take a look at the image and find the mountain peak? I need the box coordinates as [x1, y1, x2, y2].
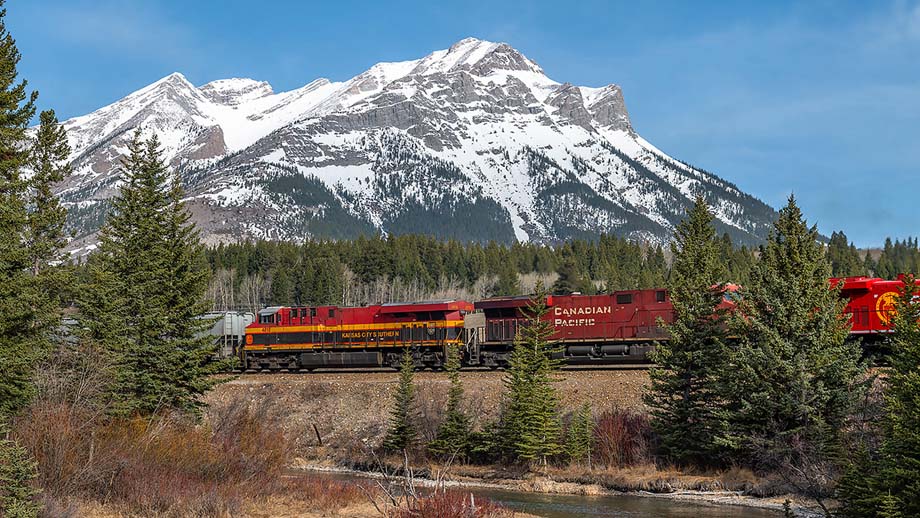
[200, 78, 274, 106]
[447, 36, 491, 52]
[56, 39, 775, 250]
[155, 71, 193, 87]
[412, 37, 543, 77]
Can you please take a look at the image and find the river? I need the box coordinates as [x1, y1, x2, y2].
[306, 470, 781, 517]
[470, 486, 780, 517]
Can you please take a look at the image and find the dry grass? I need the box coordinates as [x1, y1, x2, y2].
[13, 397, 366, 518]
[389, 490, 515, 518]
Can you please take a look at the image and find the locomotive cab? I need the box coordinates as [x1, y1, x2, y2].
[257, 307, 283, 325]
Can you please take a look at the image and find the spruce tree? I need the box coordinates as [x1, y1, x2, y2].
[0, 0, 40, 417]
[566, 402, 594, 467]
[552, 256, 590, 295]
[428, 343, 472, 460]
[501, 283, 563, 469]
[841, 275, 920, 517]
[827, 231, 865, 278]
[382, 347, 417, 452]
[491, 259, 521, 296]
[26, 109, 71, 277]
[23, 109, 72, 373]
[722, 196, 865, 471]
[0, 425, 41, 518]
[81, 132, 223, 416]
[645, 196, 729, 466]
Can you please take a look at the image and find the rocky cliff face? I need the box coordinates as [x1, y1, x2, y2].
[54, 37, 775, 251]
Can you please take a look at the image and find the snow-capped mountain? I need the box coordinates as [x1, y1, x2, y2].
[57, 37, 775, 249]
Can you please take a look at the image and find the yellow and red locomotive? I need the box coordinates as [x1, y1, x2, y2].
[242, 300, 473, 370]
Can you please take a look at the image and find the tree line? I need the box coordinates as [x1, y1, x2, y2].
[202, 232, 758, 311]
[203, 227, 915, 314]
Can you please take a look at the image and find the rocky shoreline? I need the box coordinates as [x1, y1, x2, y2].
[291, 461, 827, 517]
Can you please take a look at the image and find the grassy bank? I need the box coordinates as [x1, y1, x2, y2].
[204, 370, 825, 516]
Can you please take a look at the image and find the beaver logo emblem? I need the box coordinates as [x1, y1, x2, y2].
[876, 291, 898, 327]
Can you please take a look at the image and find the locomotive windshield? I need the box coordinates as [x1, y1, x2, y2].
[257, 307, 282, 324]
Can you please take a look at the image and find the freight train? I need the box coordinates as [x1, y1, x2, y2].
[227, 275, 917, 371]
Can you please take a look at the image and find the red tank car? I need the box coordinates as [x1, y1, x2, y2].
[243, 300, 473, 370]
[833, 275, 919, 337]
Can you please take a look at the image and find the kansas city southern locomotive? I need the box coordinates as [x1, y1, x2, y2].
[236, 276, 918, 371]
[243, 300, 472, 370]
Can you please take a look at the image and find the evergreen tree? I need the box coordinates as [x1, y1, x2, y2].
[491, 258, 521, 296]
[501, 283, 563, 469]
[841, 276, 920, 517]
[26, 109, 71, 272]
[0, 425, 41, 518]
[645, 196, 729, 465]
[81, 132, 224, 416]
[0, 0, 40, 417]
[552, 256, 590, 295]
[566, 402, 594, 467]
[382, 347, 417, 452]
[827, 231, 865, 278]
[722, 196, 865, 471]
[870, 275, 920, 517]
[428, 343, 472, 460]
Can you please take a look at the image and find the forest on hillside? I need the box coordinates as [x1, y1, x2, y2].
[201, 230, 911, 312]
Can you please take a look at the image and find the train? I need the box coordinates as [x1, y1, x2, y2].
[217, 275, 917, 371]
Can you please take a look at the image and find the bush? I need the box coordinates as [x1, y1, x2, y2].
[594, 407, 654, 468]
[391, 490, 515, 518]
[12, 396, 363, 517]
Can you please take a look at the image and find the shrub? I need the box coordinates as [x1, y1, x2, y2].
[13, 395, 363, 517]
[391, 490, 515, 518]
[594, 407, 654, 468]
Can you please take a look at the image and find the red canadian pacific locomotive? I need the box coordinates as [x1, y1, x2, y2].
[834, 275, 920, 339]
[240, 276, 916, 370]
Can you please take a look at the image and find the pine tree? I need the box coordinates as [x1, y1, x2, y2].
[0, 0, 40, 417]
[645, 196, 729, 466]
[81, 132, 224, 416]
[878, 493, 904, 518]
[428, 343, 472, 460]
[23, 109, 72, 379]
[382, 347, 417, 452]
[26, 109, 71, 276]
[722, 196, 865, 471]
[491, 258, 521, 296]
[827, 231, 865, 278]
[566, 402, 594, 467]
[864, 275, 920, 517]
[501, 282, 563, 469]
[0, 425, 41, 518]
[552, 256, 590, 295]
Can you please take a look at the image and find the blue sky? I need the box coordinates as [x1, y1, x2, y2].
[10, 0, 919, 247]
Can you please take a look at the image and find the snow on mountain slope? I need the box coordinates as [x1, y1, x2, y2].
[57, 37, 776, 249]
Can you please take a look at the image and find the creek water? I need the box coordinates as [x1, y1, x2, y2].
[305, 470, 781, 518]
[467, 486, 780, 517]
